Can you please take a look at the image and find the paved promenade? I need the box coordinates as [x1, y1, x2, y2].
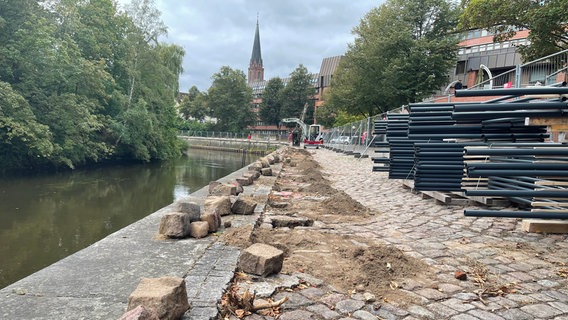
[268, 148, 567, 320]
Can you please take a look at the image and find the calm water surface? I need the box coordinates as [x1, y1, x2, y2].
[0, 148, 257, 289]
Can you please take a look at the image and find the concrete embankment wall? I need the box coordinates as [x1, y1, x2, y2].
[0, 149, 283, 319]
[180, 136, 287, 155]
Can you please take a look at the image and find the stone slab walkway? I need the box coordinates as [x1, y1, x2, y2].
[270, 148, 568, 320]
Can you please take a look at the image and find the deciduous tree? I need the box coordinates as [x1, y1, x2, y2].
[459, 0, 568, 60]
[325, 0, 459, 117]
[259, 77, 285, 129]
[281, 65, 315, 122]
[179, 86, 208, 121]
[207, 66, 254, 132]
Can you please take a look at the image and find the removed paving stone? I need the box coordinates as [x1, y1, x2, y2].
[238, 243, 284, 277]
[204, 196, 232, 216]
[170, 200, 201, 222]
[189, 221, 209, 239]
[209, 182, 237, 196]
[126, 277, 189, 320]
[232, 196, 258, 215]
[158, 212, 191, 238]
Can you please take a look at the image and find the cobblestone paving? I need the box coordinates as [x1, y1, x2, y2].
[258, 148, 568, 320]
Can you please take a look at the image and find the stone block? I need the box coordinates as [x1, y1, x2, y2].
[232, 181, 243, 195]
[265, 154, 275, 164]
[238, 243, 284, 277]
[119, 305, 159, 320]
[127, 277, 190, 320]
[259, 157, 270, 168]
[208, 181, 222, 194]
[171, 200, 201, 222]
[200, 211, 221, 233]
[209, 183, 237, 196]
[158, 212, 190, 238]
[260, 168, 272, 176]
[236, 176, 252, 186]
[248, 162, 263, 172]
[270, 153, 281, 163]
[190, 221, 209, 239]
[204, 196, 232, 216]
[246, 170, 261, 180]
[231, 197, 257, 215]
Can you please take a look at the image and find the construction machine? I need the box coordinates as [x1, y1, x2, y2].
[281, 117, 323, 148]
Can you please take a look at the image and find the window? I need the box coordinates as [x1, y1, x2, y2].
[455, 61, 466, 75]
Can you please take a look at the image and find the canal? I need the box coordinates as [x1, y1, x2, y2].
[0, 148, 259, 289]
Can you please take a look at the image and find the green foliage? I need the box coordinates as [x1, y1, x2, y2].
[259, 77, 285, 128]
[281, 65, 316, 122]
[179, 86, 208, 121]
[459, 0, 568, 60]
[0, 0, 184, 171]
[314, 102, 338, 128]
[207, 66, 254, 132]
[0, 82, 54, 169]
[325, 0, 459, 119]
[176, 118, 213, 132]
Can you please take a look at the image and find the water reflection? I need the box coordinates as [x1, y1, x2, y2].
[0, 148, 257, 289]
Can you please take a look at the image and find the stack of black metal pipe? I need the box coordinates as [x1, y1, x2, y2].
[463, 144, 568, 218]
[370, 86, 568, 219]
[372, 119, 389, 171]
[454, 87, 568, 219]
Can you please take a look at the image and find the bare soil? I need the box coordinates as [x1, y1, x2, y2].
[221, 147, 432, 304]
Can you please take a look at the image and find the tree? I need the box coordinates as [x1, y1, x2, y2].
[0, 82, 54, 170]
[324, 0, 459, 118]
[179, 86, 208, 121]
[281, 65, 315, 122]
[123, 0, 168, 108]
[0, 0, 185, 171]
[459, 0, 568, 60]
[207, 66, 254, 132]
[259, 77, 285, 129]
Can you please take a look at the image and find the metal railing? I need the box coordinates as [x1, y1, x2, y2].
[179, 130, 289, 142]
[426, 49, 568, 103]
[468, 49, 568, 90]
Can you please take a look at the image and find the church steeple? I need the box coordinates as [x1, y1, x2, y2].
[248, 16, 264, 85]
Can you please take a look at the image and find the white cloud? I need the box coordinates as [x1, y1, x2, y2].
[118, 0, 380, 91]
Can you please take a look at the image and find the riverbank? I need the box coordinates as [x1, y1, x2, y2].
[0, 149, 283, 319]
[181, 136, 287, 155]
[0, 148, 256, 290]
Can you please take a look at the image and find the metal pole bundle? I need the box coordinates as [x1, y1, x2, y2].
[463, 143, 568, 218]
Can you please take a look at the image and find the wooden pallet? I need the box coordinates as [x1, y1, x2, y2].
[402, 180, 471, 205]
[402, 180, 510, 206]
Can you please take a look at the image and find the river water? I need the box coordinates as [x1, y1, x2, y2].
[0, 148, 258, 289]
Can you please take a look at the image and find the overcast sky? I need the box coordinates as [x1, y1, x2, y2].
[118, 0, 379, 92]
